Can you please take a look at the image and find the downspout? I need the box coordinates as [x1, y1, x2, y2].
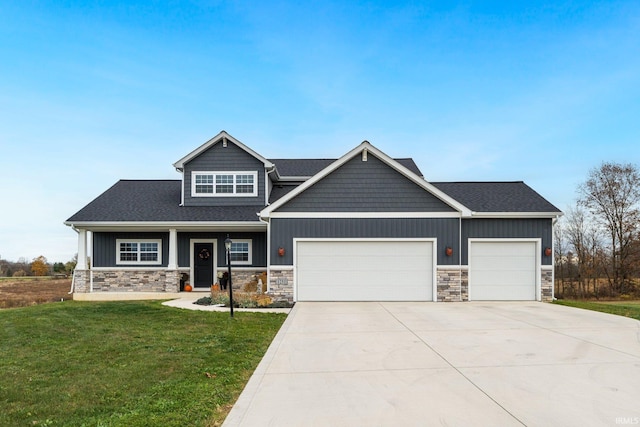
[551, 215, 560, 301]
[265, 165, 277, 206]
[262, 165, 278, 291]
[259, 216, 271, 293]
[459, 214, 463, 301]
[67, 224, 82, 294]
[176, 167, 185, 206]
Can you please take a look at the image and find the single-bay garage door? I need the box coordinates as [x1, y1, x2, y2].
[296, 240, 434, 301]
[469, 241, 538, 301]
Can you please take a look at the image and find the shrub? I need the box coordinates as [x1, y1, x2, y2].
[206, 290, 291, 308]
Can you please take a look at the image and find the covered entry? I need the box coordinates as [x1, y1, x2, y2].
[295, 239, 435, 301]
[469, 240, 539, 301]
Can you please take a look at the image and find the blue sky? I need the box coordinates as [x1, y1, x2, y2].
[1, 1, 639, 263]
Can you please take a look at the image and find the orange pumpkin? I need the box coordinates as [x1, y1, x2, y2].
[184, 284, 192, 292]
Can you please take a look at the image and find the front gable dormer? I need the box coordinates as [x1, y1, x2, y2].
[173, 131, 274, 207]
[260, 141, 472, 218]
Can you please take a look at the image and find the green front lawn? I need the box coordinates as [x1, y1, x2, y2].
[0, 301, 286, 426]
[553, 299, 640, 321]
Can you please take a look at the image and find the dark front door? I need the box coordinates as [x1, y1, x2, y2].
[194, 243, 214, 288]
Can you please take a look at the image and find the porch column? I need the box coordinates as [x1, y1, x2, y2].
[76, 229, 88, 270]
[168, 228, 178, 270]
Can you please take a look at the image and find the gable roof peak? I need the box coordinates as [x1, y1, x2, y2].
[260, 140, 472, 218]
[173, 130, 274, 171]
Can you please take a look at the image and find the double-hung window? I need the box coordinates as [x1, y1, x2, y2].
[116, 239, 162, 265]
[192, 172, 257, 197]
[229, 239, 252, 265]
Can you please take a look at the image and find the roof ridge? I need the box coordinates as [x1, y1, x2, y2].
[432, 181, 525, 184]
[118, 179, 181, 182]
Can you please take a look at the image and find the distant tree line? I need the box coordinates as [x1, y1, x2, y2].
[555, 162, 640, 299]
[0, 254, 77, 278]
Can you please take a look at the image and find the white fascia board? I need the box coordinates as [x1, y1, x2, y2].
[260, 141, 472, 218]
[470, 212, 564, 219]
[173, 131, 274, 170]
[64, 221, 267, 232]
[268, 212, 462, 219]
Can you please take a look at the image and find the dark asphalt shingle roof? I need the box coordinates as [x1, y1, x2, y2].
[270, 158, 423, 177]
[67, 179, 560, 224]
[66, 180, 263, 222]
[432, 181, 561, 213]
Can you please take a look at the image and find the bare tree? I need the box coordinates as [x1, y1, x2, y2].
[564, 206, 606, 298]
[554, 220, 567, 297]
[578, 162, 640, 295]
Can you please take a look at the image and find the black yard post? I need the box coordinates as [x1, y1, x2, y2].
[225, 235, 234, 318]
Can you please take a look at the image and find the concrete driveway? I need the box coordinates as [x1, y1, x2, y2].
[223, 302, 640, 426]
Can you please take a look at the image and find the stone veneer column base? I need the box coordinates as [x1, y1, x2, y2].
[541, 267, 553, 302]
[74, 269, 181, 293]
[268, 268, 294, 302]
[436, 268, 462, 302]
[73, 270, 90, 293]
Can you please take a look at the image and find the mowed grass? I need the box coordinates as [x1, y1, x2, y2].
[0, 300, 286, 426]
[553, 299, 640, 321]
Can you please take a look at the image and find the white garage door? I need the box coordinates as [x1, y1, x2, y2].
[469, 241, 538, 301]
[296, 240, 434, 301]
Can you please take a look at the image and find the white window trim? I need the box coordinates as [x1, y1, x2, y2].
[116, 239, 162, 265]
[229, 239, 252, 265]
[191, 171, 258, 197]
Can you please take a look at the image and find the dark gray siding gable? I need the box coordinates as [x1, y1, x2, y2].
[183, 141, 265, 207]
[461, 218, 554, 265]
[271, 218, 459, 266]
[276, 153, 456, 212]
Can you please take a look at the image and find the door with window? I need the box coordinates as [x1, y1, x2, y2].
[194, 242, 214, 289]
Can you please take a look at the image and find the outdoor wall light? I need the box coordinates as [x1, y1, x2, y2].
[278, 247, 285, 257]
[544, 247, 552, 257]
[445, 247, 453, 257]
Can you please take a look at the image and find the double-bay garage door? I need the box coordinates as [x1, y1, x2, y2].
[469, 240, 538, 301]
[296, 240, 434, 301]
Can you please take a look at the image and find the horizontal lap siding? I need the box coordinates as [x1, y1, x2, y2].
[461, 218, 553, 265]
[277, 154, 456, 212]
[93, 232, 169, 268]
[271, 218, 459, 266]
[183, 142, 265, 206]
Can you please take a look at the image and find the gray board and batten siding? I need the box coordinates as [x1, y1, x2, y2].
[92, 232, 170, 268]
[92, 231, 267, 268]
[270, 218, 460, 266]
[183, 141, 266, 207]
[270, 217, 554, 267]
[461, 218, 554, 265]
[276, 154, 456, 213]
[177, 232, 267, 268]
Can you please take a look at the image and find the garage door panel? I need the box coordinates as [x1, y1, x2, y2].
[296, 240, 433, 301]
[471, 285, 536, 300]
[472, 256, 536, 271]
[473, 270, 535, 287]
[470, 241, 537, 301]
[471, 243, 535, 257]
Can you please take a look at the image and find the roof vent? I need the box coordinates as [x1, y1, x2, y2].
[222, 136, 228, 148]
[362, 149, 368, 162]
